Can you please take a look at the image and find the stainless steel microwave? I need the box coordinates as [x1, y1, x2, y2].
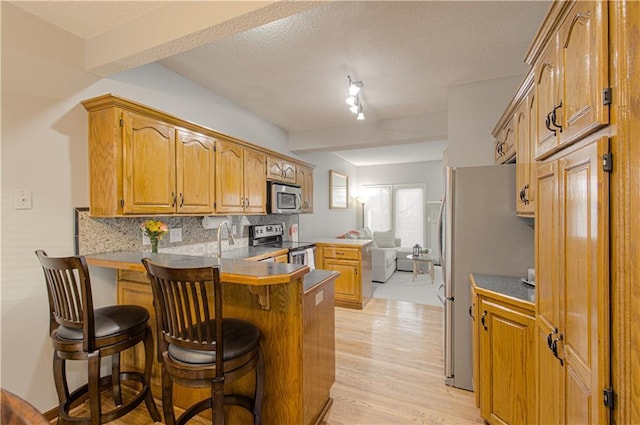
[268, 182, 302, 214]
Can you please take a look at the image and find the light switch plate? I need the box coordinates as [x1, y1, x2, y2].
[170, 228, 182, 243]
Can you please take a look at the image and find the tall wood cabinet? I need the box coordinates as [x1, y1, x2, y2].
[535, 137, 610, 425]
[215, 139, 266, 214]
[490, 1, 619, 422]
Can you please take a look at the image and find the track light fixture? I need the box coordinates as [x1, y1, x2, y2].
[346, 75, 365, 120]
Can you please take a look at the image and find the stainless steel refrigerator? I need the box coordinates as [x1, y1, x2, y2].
[436, 164, 534, 391]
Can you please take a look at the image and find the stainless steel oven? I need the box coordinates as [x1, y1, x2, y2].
[249, 224, 315, 269]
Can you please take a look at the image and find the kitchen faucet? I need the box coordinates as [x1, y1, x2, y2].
[217, 220, 235, 259]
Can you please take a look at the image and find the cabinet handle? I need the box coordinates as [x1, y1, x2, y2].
[551, 101, 563, 133]
[519, 184, 530, 205]
[481, 311, 488, 330]
[547, 331, 554, 349]
[179, 193, 184, 207]
[246, 198, 250, 207]
[496, 141, 503, 156]
[241, 197, 245, 208]
[551, 333, 564, 366]
[171, 192, 177, 207]
[468, 305, 474, 320]
[545, 112, 555, 136]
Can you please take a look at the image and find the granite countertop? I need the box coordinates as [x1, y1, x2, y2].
[86, 251, 309, 286]
[86, 249, 339, 294]
[470, 273, 535, 308]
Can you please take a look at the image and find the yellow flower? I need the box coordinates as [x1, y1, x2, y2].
[140, 219, 169, 241]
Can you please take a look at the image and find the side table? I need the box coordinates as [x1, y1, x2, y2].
[406, 254, 435, 282]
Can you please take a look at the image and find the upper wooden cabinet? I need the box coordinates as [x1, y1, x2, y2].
[493, 71, 536, 216]
[215, 139, 266, 214]
[176, 129, 216, 214]
[84, 105, 216, 216]
[297, 165, 314, 213]
[515, 80, 536, 216]
[531, 1, 609, 160]
[267, 156, 297, 184]
[494, 117, 516, 164]
[82, 94, 313, 217]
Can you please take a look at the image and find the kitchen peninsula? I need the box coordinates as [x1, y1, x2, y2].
[86, 251, 338, 425]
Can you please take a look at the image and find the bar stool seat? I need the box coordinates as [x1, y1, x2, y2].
[35, 250, 161, 425]
[142, 258, 264, 425]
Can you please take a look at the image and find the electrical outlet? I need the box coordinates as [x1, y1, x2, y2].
[170, 228, 182, 243]
[232, 225, 237, 236]
[142, 234, 150, 245]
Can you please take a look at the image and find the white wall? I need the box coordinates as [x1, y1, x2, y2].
[446, 76, 523, 167]
[356, 160, 444, 202]
[0, 3, 293, 411]
[297, 153, 358, 241]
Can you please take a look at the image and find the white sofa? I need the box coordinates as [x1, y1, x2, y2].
[335, 228, 414, 283]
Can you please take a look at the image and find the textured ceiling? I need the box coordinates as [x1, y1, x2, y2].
[159, 1, 551, 132]
[10, 0, 551, 165]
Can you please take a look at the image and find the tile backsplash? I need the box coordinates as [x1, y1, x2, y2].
[75, 208, 299, 256]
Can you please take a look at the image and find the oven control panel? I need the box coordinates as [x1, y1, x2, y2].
[252, 224, 283, 239]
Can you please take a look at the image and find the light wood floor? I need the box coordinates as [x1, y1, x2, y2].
[53, 298, 482, 424]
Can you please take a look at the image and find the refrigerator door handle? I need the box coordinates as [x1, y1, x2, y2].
[437, 190, 445, 273]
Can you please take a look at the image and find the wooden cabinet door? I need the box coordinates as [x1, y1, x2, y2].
[281, 161, 297, 184]
[267, 157, 285, 181]
[557, 138, 610, 425]
[215, 139, 244, 214]
[479, 298, 535, 425]
[323, 259, 359, 303]
[122, 112, 176, 214]
[558, 1, 609, 147]
[516, 97, 535, 216]
[243, 149, 266, 214]
[534, 33, 561, 160]
[176, 129, 215, 214]
[297, 166, 314, 213]
[536, 322, 564, 425]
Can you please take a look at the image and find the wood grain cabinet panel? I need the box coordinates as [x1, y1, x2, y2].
[215, 139, 266, 214]
[267, 156, 297, 184]
[297, 165, 314, 213]
[535, 137, 610, 425]
[176, 129, 216, 214]
[478, 297, 535, 425]
[122, 112, 177, 214]
[534, 0, 609, 160]
[316, 243, 372, 309]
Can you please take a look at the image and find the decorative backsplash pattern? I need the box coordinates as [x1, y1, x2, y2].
[75, 208, 298, 256]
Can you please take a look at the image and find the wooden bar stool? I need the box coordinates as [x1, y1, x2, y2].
[35, 250, 160, 425]
[142, 258, 264, 425]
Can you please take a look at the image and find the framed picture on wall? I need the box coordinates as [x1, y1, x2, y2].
[330, 170, 348, 209]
